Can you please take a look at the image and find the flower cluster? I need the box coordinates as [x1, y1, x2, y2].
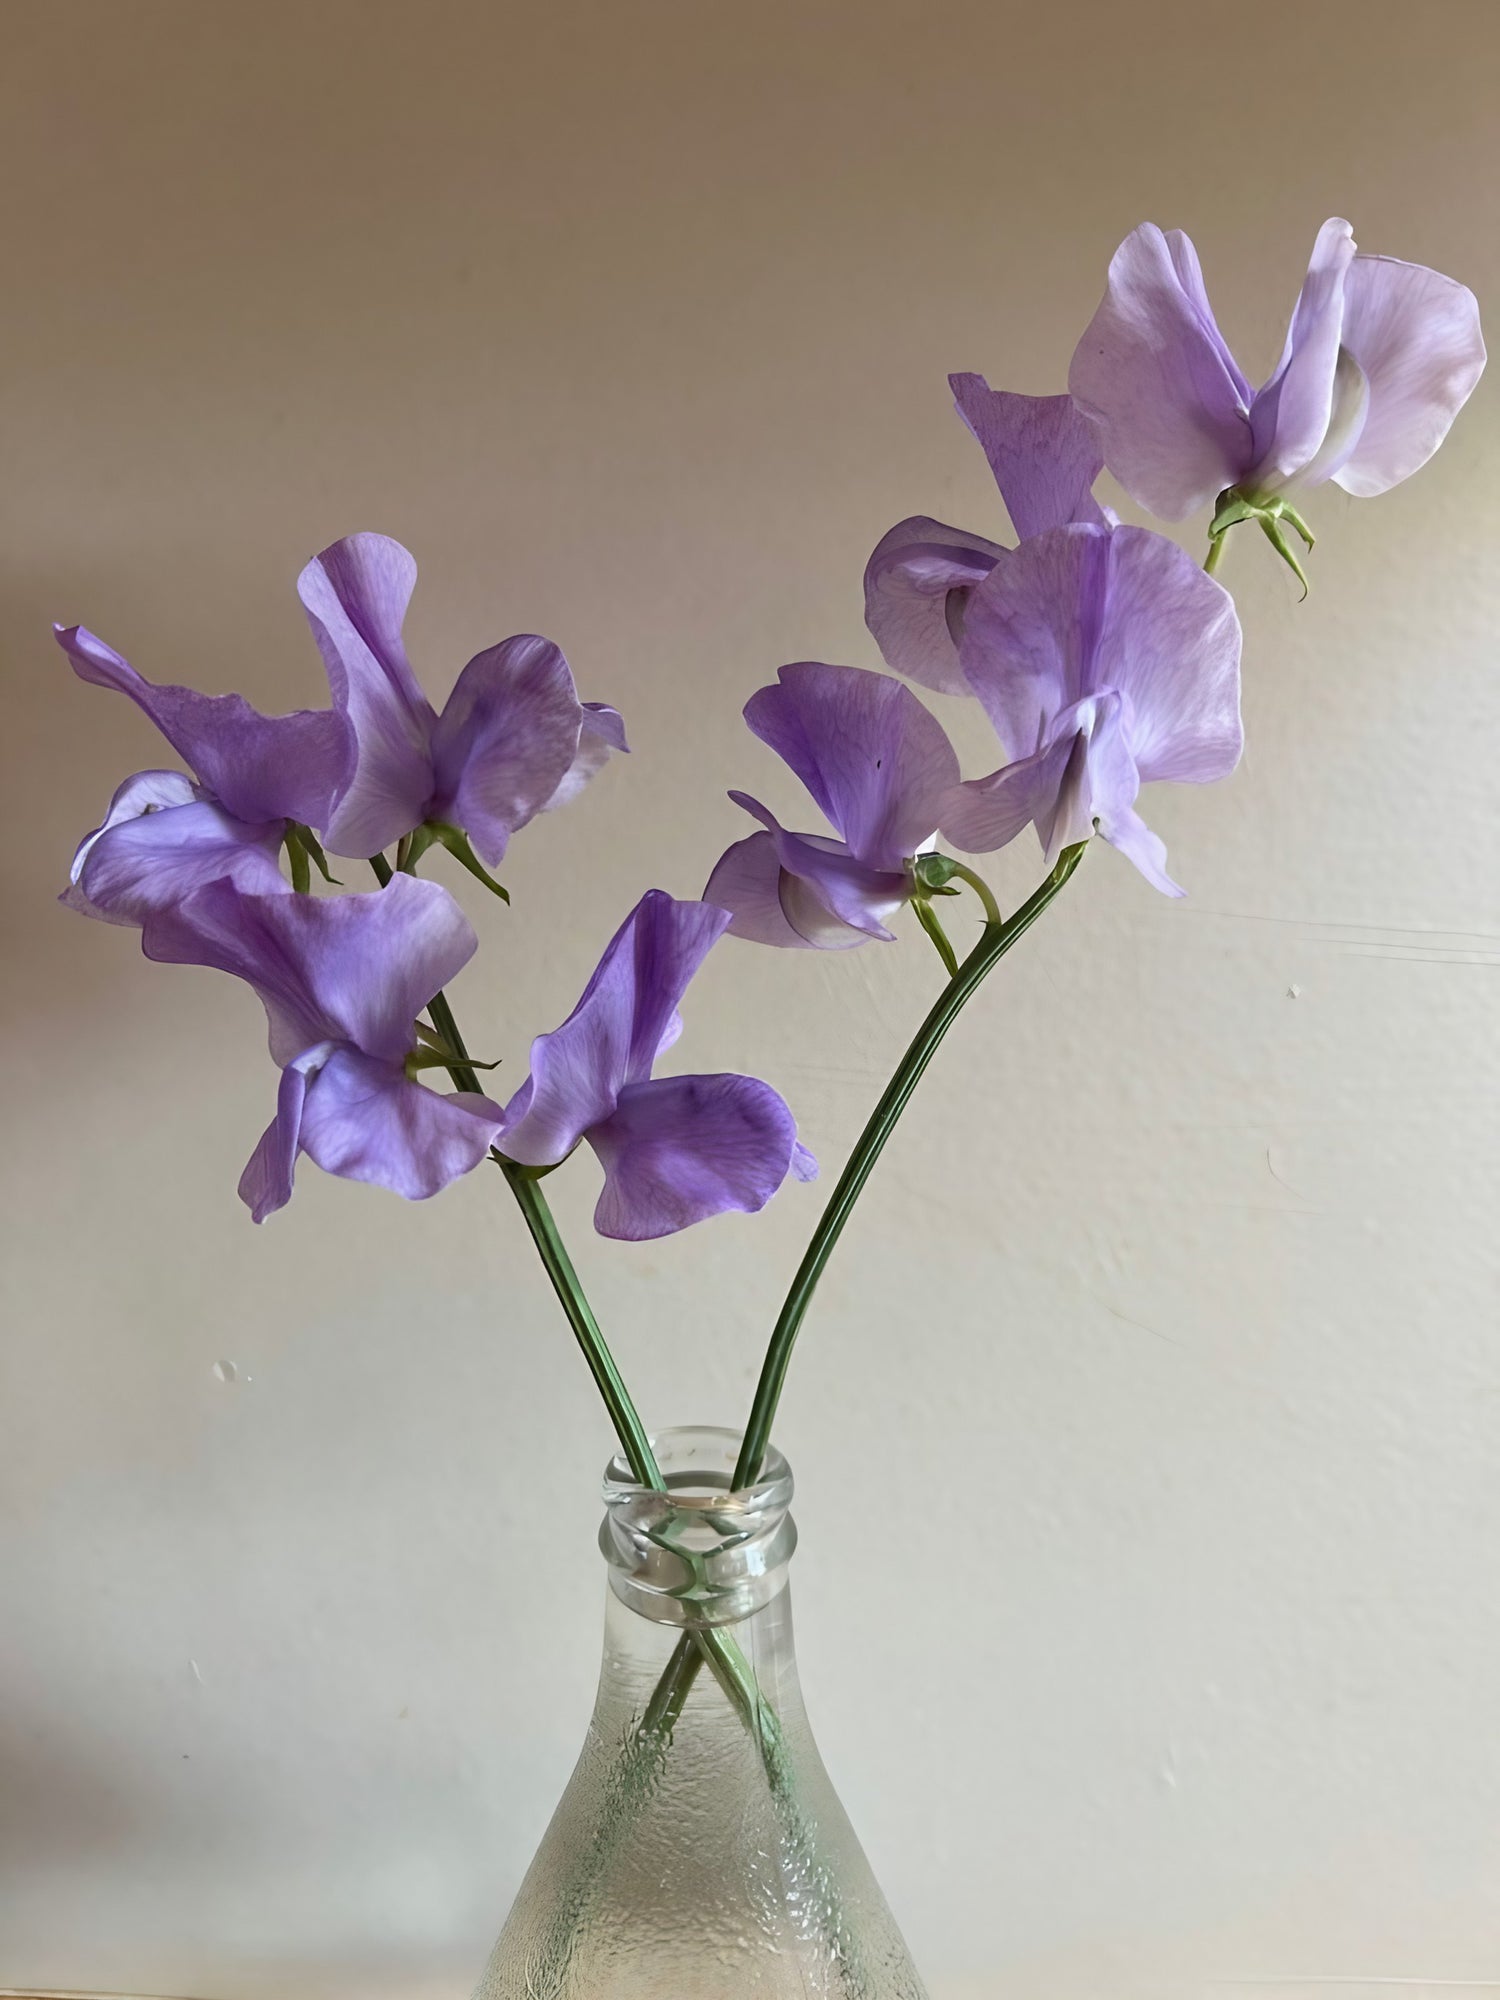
[63, 219, 1482, 1231]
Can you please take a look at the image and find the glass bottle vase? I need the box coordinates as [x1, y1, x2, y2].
[474, 1426, 927, 1999]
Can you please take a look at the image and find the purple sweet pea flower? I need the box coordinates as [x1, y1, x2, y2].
[55, 622, 346, 923]
[1069, 218, 1486, 522]
[497, 890, 814, 1240]
[864, 374, 1106, 694]
[941, 524, 1243, 895]
[141, 872, 503, 1221]
[703, 662, 961, 948]
[297, 533, 624, 862]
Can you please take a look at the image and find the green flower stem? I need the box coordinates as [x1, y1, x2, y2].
[368, 850, 663, 1493]
[733, 839, 1086, 1489]
[1204, 534, 1228, 576]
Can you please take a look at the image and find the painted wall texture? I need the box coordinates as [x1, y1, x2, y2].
[2, 3, 1497, 1995]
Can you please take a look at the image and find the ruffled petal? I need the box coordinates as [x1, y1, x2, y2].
[940, 733, 1079, 855]
[1101, 803, 1183, 898]
[742, 663, 960, 869]
[498, 891, 731, 1168]
[957, 526, 1111, 758]
[540, 701, 629, 815]
[1068, 222, 1253, 518]
[1246, 218, 1357, 493]
[1330, 254, 1487, 498]
[862, 516, 1003, 696]
[587, 1072, 803, 1240]
[68, 788, 287, 927]
[297, 1048, 502, 1200]
[142, 872, 477, 1066]
[949, 375, 1106, 540]
[429, 634, 588, 866]
[728, 793, 907, 943]
[55, 625, 347, 829]
[296, 533, 437, 857]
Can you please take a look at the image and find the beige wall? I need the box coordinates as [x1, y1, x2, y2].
[3, 2, 1497, 1994]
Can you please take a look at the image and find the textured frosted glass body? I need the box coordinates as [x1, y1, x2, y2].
[474, 1430, 926, 2000]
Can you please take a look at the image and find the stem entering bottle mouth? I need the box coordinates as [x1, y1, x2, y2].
[600, 1426, 797, 1626]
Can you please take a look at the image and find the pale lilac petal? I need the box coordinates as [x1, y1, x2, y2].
[1246, 218, 1357, 492]
[1069, 223, 1253, 518]
[862, 516, 1003, 696]
[55, 625, 347, 828]
[940, 733, 1079, 854]
[958, 525, 1243, 788]
[540, 701, 630, 815]
[949, 375, 1106, 539]
[1102, 803, 1183, 896]
[297, 534, 436, 857]
[742, 663, 959, 870]
[238, 1058, 317, 1223]
[297, 1049, 502, 1200]
[69, 794, 287, 927]
[729, 793, 906, 942]
[499, 892, 731, 1168]
[703, 830, 816, 948]
[1087, 527, 1243, 784]
[587, 1073, 802, 1241]
[791, 1141, 818, 1181]
[143, 873, 477, 1067]
[430, 634, 586, 865]
[1330, 255, 1487, 498]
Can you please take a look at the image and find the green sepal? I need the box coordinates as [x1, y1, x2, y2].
[911, 851, 961, 892]
[912, 896, 960, 976]
[404, 820, 511, 901]
[1206, 485, 1316, 597]
[405, 1046, 501, 1080]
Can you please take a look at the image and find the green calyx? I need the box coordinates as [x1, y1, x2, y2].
[1206, 486, 1316, 597]
[283, 823, 340, 893]
[398, 821, 511, 901]
[404, 1019, 500, 1082]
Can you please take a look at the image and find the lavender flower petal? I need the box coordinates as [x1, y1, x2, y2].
[1246, 219, 1357, 494]
[1068, 223, 1253, 519]
[297, 1048, 503, 1200]
[588, 1073, 803, 1241]
[743, 663, 960, 871]
[430, 634, 590, 866]
[727, 793, 908, 943]
[949, 375, 1106, 541]
[1329, 255, 1487, 497]
[66, 779, 287, 927]
[862, 516, 1003, 695]
[56, 625, 347, 828]
[541, 701, 631, 815]
[296, 533, 436, 857]
[238, 1058, 318, 1223]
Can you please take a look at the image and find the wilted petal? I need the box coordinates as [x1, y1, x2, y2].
[430, 634, 587, 865]
[1246, 218, 1357, 492]
[1069, 223, 1253, 519]
[742, 663, 959, 869]
[143, 873, 477, 1067]
[297, 1048, 502, 1201]
[863, 516, 1003, 696]
[55, 625, 347, 828]
[499, 892, 731, 1168]
[703, 830, 816, 948]
[297, 533, 436, 857]
[69, 792, 287, 927]
[541, 701, 630, 815]
[729, 793, 907, 943]
[588, 1072, 802, 1240]
[238, 1055, 321, 1223]
[949, 375, 1106, 540]
[1330, 255, 1487, 497]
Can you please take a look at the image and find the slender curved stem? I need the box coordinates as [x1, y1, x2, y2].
[1204, 535, 1227, 576]
[733, 840, 1086, 1488]
[368, 852, 663, 1491]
